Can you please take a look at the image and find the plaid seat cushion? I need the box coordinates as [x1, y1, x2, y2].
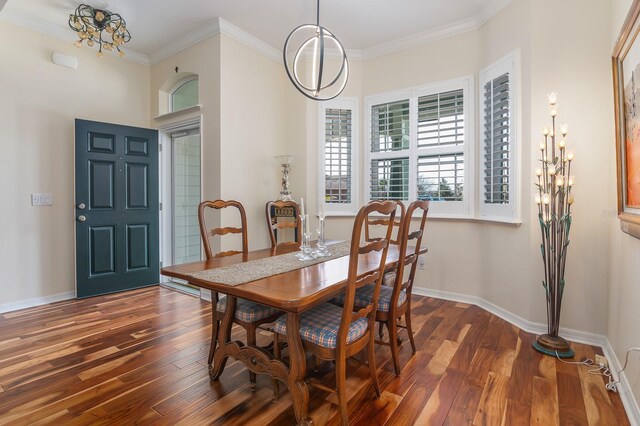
[217, 296, 280, 323]
[383, 270, 397, 286]
[334, 284, 407, 313]
[273, 303, 368, 348]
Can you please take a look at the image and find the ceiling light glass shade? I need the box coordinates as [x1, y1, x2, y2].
[68, 4, 131, 58]
[283, 2, 348, 101]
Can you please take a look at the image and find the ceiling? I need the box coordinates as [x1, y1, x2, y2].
[0, 0, 511, 64]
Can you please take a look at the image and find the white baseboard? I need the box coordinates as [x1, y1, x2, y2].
[0, 291, 75, 314]
[412, 286, 640, 425]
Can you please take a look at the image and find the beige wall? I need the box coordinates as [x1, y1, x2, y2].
[219, 35, 289, 250]
[0, 21, 150, 307]
[609, 0, 640, 407]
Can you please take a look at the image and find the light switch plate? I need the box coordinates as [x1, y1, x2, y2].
[31, 193, 53, 206]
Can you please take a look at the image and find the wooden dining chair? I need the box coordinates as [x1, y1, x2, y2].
[273, 200, 397, 425]
[365, 200, 406, 286]
[265, 200, 302, 250]
[351, 199, 429, 376]
[198, 199, 282, 390]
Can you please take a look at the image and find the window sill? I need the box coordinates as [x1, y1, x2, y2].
[154, 105, 202, 122]
[324, 211, 522, 226]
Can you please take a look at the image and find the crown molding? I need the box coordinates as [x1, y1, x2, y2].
[1, 0, 513, 67]
[147, 18, 222, 65]
[477, 0, 514, 26]
[0, 0, 8, 13]
[218, 18, 282, 64]
[360, 17, 478, 60]
[0, 8, 150, 65]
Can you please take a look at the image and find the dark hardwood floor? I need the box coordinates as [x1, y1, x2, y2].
[0, 287, 629, 425]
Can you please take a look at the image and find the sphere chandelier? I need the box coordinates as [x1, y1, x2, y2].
[283, 0, 349, 101]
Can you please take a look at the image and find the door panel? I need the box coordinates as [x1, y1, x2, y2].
[76, 119, 159, 298]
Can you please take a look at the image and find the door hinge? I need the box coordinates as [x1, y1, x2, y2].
[159, 202, 163, 211]
[159, 144, 163, 152]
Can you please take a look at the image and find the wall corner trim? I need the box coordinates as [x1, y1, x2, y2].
[412, 286, 640, 425]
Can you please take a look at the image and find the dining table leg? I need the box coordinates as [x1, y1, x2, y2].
[286, 311, 314, 426]
[209, 295, 236, 380]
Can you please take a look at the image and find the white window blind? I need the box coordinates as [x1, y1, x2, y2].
[324, 108, 352, 204]
[318, 98, 358, 215]
[417, 154, 464, 201]
[371, 100, 410, 152]
[370, 158, 410, 200]
[417, 90, 464, 148]
[479, 51, 518, 222]
[366, 77, 474, 217]
[483, 73, 510, 204]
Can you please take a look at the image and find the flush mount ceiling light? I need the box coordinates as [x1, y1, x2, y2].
[68, 4, 131, 58]
[283, 0, 348, 101]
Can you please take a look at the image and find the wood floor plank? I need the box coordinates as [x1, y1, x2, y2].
[0, 287, 629, 426]
[473, 371, 509, 425]
[531, 376, 559, 426]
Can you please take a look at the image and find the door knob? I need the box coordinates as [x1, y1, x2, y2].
[77, 203, 86, 210]
[77, 215, 87, 222]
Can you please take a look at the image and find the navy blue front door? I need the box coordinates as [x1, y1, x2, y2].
[75, 119, 159, 298]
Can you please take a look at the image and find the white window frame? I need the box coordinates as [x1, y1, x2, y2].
[317, 98, 359, 215]
[169, 76, 199, 113]
[365, 76, 475, 218]
[478, 50, 520, 223]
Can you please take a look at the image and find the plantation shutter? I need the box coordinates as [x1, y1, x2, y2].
[483, 73, 510, 204]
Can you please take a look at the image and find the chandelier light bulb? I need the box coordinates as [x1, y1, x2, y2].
[556, 177, 564, 187]
[561, 124, 568, 136]
[550, 108, 558, 117]
[558, 139, 565, 149]
[536, 168, 542, 177]
[539, 142, 545, 150]
[542, 194, 550, 205]
[74, 40, 82, 48]
[547, 92, 558, 106]
[548, 165, 556, 175]
[535, 194, 541, 204]
[568, 194, 575, 205]
[543, 127, 549, 136]
[567, 152, 574, 161]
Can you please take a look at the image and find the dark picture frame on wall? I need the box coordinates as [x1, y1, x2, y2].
[613, 0, 640, 239]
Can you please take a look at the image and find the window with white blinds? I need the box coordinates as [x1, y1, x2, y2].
[479, 52, 518, 221]
[483, 74, 510, 204]
[318, 98, 358, 214]
[366, 78, 473, 217]
[324, 108, 352, 204]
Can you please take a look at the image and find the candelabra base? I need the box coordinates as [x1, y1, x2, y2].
[533, 333, 575, 358]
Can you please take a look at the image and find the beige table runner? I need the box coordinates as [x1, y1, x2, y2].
[189, 241, 351, 286]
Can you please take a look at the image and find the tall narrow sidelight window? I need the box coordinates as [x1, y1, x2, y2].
[318, 99, 358, 214]
[479, 52, 519, 221]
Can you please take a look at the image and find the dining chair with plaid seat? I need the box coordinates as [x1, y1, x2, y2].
[340, 199, 429, 376]
[198, 199, 282, 391]
[273, 200, 397, 426]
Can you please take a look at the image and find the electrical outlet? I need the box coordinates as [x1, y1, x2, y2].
[31, 193, 53, 206]
[418, 255, 425, 270]
[595, 354, 608, 368]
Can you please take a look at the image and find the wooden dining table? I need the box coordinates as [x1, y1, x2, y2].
[161, 242, 423, 426]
